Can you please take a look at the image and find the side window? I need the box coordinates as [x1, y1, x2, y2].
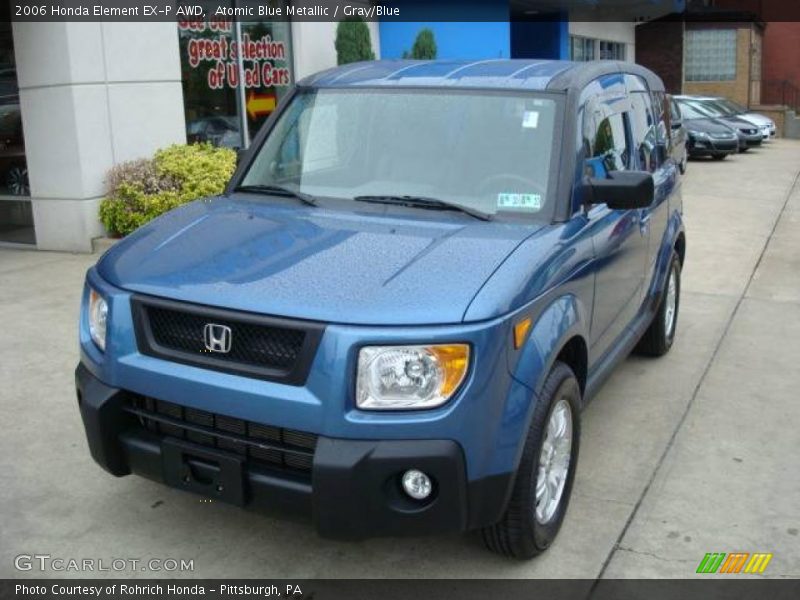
[629, 92, 657, 172]
[670, 98, 681, 122]
[651, 91, 670, 153]
[584, 112, 629, 179]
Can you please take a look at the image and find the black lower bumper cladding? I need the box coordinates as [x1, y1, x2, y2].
[688, 139, 738, 156]
[74, 364, 513, 540]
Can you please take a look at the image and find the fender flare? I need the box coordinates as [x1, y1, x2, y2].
[509, 293, 590, 398]
[481, 294, 589, 477]
[649, 211, 686, 303]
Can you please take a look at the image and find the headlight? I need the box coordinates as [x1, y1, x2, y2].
[88, 287, 108, 351]
[356, 344, 469, 410]
[689, 130, 709, 138]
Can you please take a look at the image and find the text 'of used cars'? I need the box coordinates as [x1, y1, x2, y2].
[76, 59, 685, 559]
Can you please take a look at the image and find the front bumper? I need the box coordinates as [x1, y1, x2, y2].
[75, 364, 513, 540]
[739, 132, 763, 147]
[688, 137, 738, 156]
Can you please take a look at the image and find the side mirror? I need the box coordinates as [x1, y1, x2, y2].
[584, 171, 654, 210]
[671, 119, 683, 130]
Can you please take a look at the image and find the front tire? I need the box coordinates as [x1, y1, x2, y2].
[481, 361, 581, 559]
[712, 153, 727, 161]
[636, 251, 681, 356]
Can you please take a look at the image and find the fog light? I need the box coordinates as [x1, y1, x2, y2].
[402, 469, 432, 500]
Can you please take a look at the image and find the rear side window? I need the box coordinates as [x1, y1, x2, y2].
[670, 98, 681, 122]
[629, 92, 657, 172]
[584, 112, 629, 178]
[651, 91, 670, 150]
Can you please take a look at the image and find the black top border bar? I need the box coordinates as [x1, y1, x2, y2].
[6, 0, 800, 23]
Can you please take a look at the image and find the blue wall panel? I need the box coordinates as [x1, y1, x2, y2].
[379, 22, 512, 60]
[510, 19, 569, 60]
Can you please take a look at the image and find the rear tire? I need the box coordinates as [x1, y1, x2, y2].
[636, 251, 681, 357]
[481, 361, 581, 559]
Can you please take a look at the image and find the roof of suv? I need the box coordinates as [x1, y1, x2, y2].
[299, 59, 665, 93]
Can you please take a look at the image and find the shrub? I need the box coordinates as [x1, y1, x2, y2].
[104, 158, 179, 196]
[410, 28, 437, 60]
[99, 143, 236, 237]
[335, 19, 375, 65]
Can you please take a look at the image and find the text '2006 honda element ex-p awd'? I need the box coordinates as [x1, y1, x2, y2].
[76, 60, 685, 559]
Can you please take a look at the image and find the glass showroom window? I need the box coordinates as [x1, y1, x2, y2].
[0, 6, 34, 245]
[178, 9, 293, 149]
[570, 36, 595, 62]
[599, 40, 626, 61]
[685, 29, 737, 81]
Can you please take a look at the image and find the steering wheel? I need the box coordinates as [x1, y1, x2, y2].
[478, 174, 545, 198]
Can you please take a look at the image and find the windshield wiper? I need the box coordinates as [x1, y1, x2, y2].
[235, 184, 318, 207]
[353, 195, 493, 221]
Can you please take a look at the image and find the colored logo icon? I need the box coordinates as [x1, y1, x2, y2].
[696, 552, 773, 574]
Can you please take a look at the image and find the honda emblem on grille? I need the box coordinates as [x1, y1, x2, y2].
[203, 323, 232, 353]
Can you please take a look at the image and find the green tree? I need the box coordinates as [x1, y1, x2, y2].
[335, 19, 375, 65]
[410, 28, 437, 60]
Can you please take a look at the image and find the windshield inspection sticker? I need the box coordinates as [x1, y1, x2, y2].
[522, 110, 540, 129]
[497, 193, 542, 210]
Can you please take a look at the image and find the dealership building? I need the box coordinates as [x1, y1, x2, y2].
[0, 0, 755, 252]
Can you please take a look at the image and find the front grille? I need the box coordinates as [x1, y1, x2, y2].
[124, 395, 317, 475]
[131, 296, 324, 384]
[147, 305, 304, 369]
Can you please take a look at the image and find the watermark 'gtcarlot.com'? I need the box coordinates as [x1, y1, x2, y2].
[14, 554, 194, 573]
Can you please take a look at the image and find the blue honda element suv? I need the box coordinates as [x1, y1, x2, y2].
[77, 60, 684, 559]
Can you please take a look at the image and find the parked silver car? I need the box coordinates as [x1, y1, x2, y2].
[691, 96, 776, 141]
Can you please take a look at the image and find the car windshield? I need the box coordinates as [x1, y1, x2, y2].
[717, 98, 746, 114]
[688, 100, 724, 118]
[705, 99, 738, 116]
[241, 89, 560, 219]
[677, 100, 717, 120]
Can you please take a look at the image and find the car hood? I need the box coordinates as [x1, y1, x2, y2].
[738, 112, 772, 127]
[684, 117, 736, 135]
[97, 196, 544, 326]
[720, 116, 761, 131]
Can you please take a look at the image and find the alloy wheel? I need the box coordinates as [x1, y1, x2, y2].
[535, 398, 573, 525]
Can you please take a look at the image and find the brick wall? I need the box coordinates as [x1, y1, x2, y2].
[762, 22, 800, 103]
[683, 27, 753, 106]
[635, 20, 684, 94]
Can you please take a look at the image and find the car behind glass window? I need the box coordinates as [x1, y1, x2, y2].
[584, 112, 629, 178]
[629, 92, 657, 172]
[242, 89, 559, 218]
